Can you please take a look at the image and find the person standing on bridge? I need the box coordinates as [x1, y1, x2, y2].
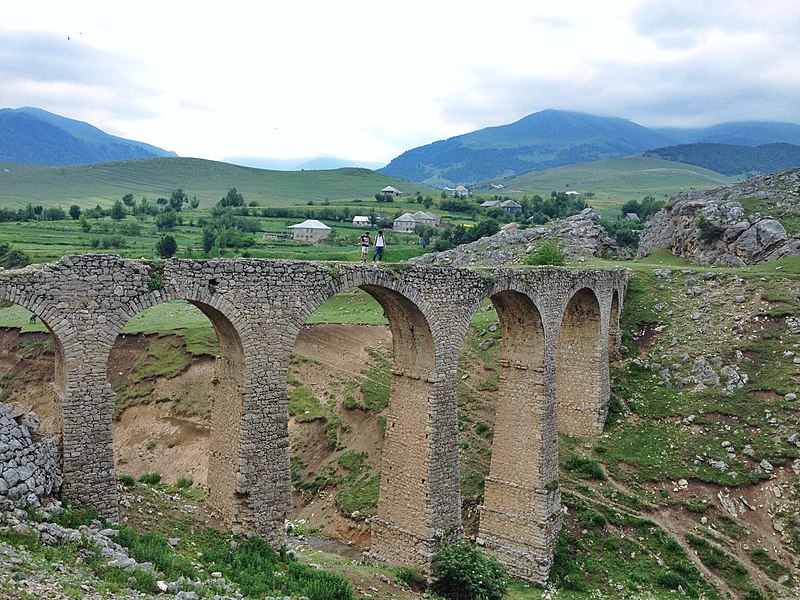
[358, 230, 371, 263]
[372, 230, 385, 262]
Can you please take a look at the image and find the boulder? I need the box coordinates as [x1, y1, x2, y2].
[638, 168, 800, 265]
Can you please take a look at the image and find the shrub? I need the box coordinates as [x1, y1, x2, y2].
[696, 215, 725, 242]
[138, 472, 162, 485]
[431, 540, 507, 600]
[563, 454, 606, 480]
[525, 239, 566, 266]
[118, 474, 135, 487]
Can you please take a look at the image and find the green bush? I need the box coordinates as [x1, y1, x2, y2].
[525, 239, 566, 266]
[431, 540, 507, 600]
[563, 454, 606, 480]
[138, 472, 162, 485]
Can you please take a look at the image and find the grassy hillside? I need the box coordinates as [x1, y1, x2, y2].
[484, 155, 735, 215]
[0, 157, 434, 209]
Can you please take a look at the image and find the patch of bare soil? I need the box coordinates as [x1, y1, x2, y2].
[113, 401, 210, 485]
[0, 329, 60, 433]
[294, 323, 391, 376]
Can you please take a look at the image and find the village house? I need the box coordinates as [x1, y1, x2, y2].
[443, 185, 471, 198]
[393, 212, 419, 233]
[393, 210, 441, 233]
[381, 185, 404, 197]
[481, 199, 523, 214]
[411, 210, 440, 227]
[287, 219, 331, 243]
[500, 199, 523, 213]
[352, 215, 371, 226]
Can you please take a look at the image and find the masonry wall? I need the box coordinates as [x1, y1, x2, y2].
[0, 256, 625, 584]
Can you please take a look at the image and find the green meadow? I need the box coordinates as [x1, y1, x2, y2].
[495, 155, 735, 216]
[0, 158, 437, 209]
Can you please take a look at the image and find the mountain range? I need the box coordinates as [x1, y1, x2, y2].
[379, 109, 800, 186]
[0, 107, 176, 166]
[3, 106, 800, 186]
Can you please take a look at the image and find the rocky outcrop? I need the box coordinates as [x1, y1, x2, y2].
[0, 403, 61, 510]
[411, 208, 621, 267]
[638, 169, 800, 265]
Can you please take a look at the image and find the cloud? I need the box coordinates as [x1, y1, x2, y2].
[0, 29, 157, 122]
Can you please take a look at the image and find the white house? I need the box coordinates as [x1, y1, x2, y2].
[352, 216, 371, 226]
[288, 219, 331, 243]
[443, 185, 471, 198]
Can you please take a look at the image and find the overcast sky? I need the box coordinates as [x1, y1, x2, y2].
[3, 1, 799, 167]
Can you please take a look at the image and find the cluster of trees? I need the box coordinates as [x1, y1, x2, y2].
[0, 203, 75, 223]
[198, 188, 261, 254]
[601, 195, 666, 249]
[645, 142, 800, 177]
[432, 219, 501, 252]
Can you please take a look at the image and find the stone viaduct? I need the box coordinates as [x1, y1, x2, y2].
[0, 255, 626, 584]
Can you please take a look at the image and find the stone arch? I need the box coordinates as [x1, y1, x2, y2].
[0, 290, 67, 433]
[477, 288, 561, 584]
[284, 268, 450, 571]
[108, 287, 248, 526]
[556, 286, 604, 436]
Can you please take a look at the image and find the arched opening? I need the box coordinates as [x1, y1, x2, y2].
[107, 299, 244, 520]
[286, 283, 439, 570]
[286, 288, 390, 550]
[0, 301, 65, 434]
[556, 287, 603, 436]
[608, 290, 621, 362]
[476, 290, 559, 583]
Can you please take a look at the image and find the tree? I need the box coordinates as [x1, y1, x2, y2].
[155, 235, 177, 258]
[0, 242, 31, 268]
[122, 193, 135, 207]
[110, 199, 126, 221]
[169, 188, 189, 211]
[155, 209, 179, 231]
[202, 227, 216, 254]
[220, 188, 244, 208]
[69, 205, 81, 220]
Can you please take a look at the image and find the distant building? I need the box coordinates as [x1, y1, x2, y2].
[393, 212, 419, 233]
[443, 185, 471, 198]
[499, 199, 522, 214]
[352, 215, 371, 226]
[411, 211, 440, 227]
[624, 212, 640, 221]
[490, 183, 505, 190]
[381, 185, 404, 197]
[480, 200, 501, 208]
[288, 219, 331, 243]
[393, 210, 441, 233]
[565, 190, 580, 196]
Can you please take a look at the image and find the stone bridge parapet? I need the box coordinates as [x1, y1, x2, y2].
[0, 255, 626, 584]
